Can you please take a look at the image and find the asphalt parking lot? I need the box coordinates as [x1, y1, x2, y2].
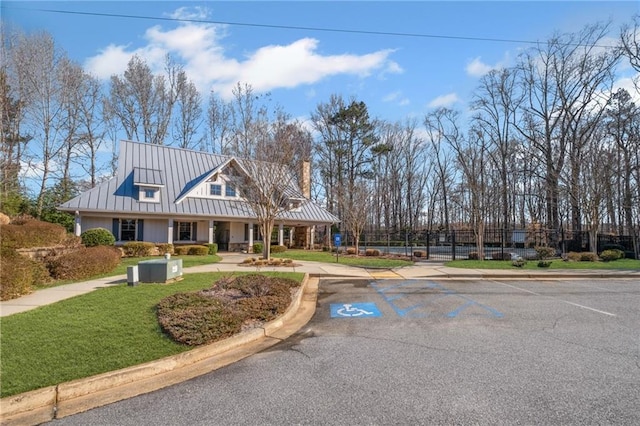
[51, 277, 640, 425]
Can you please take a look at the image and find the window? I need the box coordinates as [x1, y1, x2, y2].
[139, 187, 159, 202]
[210, 184, 222, 196]
[173, 221, 197, 241]
[225, 185, 236, 197]
[121, 219, 137, 241]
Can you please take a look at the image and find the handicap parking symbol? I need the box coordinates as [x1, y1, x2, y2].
[331, 303, 382, 318]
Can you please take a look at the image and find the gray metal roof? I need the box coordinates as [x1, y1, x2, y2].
[133, 167, 164, 186]
[60, 140, 339, 225]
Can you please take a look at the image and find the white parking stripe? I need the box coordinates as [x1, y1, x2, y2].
[491, 280, 617, 317]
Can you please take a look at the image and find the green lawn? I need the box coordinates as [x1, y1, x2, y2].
[34, 255, 222, 289]
[274, 249, 413, 268]
[446, 258, 640, 270]
[1, 271, 303, 398]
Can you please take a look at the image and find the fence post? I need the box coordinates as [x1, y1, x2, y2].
[426, 231, 430, 260]
[501, 228, 504, 260]
[451, 230, 456, 261]
[405, 230, 409, 257]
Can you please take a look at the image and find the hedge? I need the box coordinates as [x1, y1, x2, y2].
[1, 218, 68, 249]
[122, 241, 156, 257]
[46, 246, 121, 280]
[0, 246, 51, 301]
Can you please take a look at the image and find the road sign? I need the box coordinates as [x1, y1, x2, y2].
[330, 303, 382, 318]
[334, 233, 341, 247]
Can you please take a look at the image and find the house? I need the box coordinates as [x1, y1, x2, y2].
[59, 140, 338, 251]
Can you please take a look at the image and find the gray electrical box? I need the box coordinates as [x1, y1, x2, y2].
[138, 259, 183, 283]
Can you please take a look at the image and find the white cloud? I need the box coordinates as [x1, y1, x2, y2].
[383, 91, 410, 106]
[84, 8, 399, 99]
[466, 57, 498, 77]
[428, 93, 460, 108]
[612, 75, 640, 103]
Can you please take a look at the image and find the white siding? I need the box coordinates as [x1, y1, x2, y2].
[143, 219, 169, 243]
[81, 217, 112, 235]
[229, 222, 246, 243]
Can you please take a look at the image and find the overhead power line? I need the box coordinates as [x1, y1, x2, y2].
[8, 6, 617, 48]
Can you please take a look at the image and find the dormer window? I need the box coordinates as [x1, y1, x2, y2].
[139, 187, 160, 203]
[225, 185, 236, 197]
[210, 184, 222, 196]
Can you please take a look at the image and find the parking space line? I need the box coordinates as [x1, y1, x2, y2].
[491, 281, 616, 317]
[371, 280, 504, 319]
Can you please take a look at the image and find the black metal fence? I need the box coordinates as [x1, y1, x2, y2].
[337, 229, 639, 261]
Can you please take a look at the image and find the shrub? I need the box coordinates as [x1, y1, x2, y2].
[365, 248, 381, 256]
[156, 243, 174, 255]
[207, 243, 218, 255]
[579, 252, 599, 262]
[512, 258, 526, 268]
[157, 293, 243, 346]
[270, 244, 287, 253]
[468, 251, 479, 260]
[537, 260, 552, 268]
[566, 251, 582, 261]
[187, 245, 209, 256]
[535, 246, 556, 260]
[600, 249, 624, 262]
[81, 228, 115, 247]
[346, 247, 357, 255]
[46, 246, 121, 280]
[122, 241, 156, 257]
[492, 252, 511, 260]
[0, 246, 51, 300]
[322, 246, 330, 252]
[413, 250, 426, 258]
[252, 242, 263, 255]
[1, 218, 67, 249]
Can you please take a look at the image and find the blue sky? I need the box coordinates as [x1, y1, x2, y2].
[3, 1, 639, 125]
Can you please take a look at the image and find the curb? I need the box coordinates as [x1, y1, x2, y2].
[0, 275, 318, 426]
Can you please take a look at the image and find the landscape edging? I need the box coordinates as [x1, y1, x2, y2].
[0, 274, 311, 426]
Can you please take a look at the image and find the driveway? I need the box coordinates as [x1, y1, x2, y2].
[50, 277, 640, 425]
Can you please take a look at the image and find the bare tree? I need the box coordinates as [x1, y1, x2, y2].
[424, 108, 456, 232]
[471, 68, 522, 231]
[172, 71, 203, 149]
[9, 30, 68, 217]
[234, 129, 298, 260]
[340, 177, 372, 254]
[106, 54, 180, 144]
[206, 91, 232, 154]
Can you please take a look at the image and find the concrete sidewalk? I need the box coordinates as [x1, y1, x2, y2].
[2, 253, 639, 317]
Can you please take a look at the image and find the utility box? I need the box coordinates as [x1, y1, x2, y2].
[138, 259, 183, 283]
[127, 265, 139, 286]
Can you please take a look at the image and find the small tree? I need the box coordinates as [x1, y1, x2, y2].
[340, 177, 371, 255]
[236, 159, 298, 260]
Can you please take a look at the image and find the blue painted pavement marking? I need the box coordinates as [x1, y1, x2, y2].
[371, 280, 504, 319]
[331, 303, 382, 318]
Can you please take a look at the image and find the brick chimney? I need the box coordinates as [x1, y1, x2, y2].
[301, 160, 311, 199]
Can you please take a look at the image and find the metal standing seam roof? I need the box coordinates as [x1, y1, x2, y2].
[59, 140, 339, 224]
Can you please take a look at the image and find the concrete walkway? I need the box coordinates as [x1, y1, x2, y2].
[2, 253, 639, 317]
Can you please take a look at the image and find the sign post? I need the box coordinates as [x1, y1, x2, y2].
[334, 233, 341, 262]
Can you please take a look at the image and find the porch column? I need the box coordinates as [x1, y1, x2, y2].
[168, 219, 174, 244]
[74, 211, 81, 237]
[278, 223, 284, 246]
[208, 220, 215, 244]
[290, 227, 295, 247]
[310, 226, 315, 249]
[248, 223, 254, 250]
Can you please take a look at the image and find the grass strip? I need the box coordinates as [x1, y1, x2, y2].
[34, 255, 222, 289]
[273, 249, 413, 268]
[1, 271, 303, 398]
[446, 258, 640, 270]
